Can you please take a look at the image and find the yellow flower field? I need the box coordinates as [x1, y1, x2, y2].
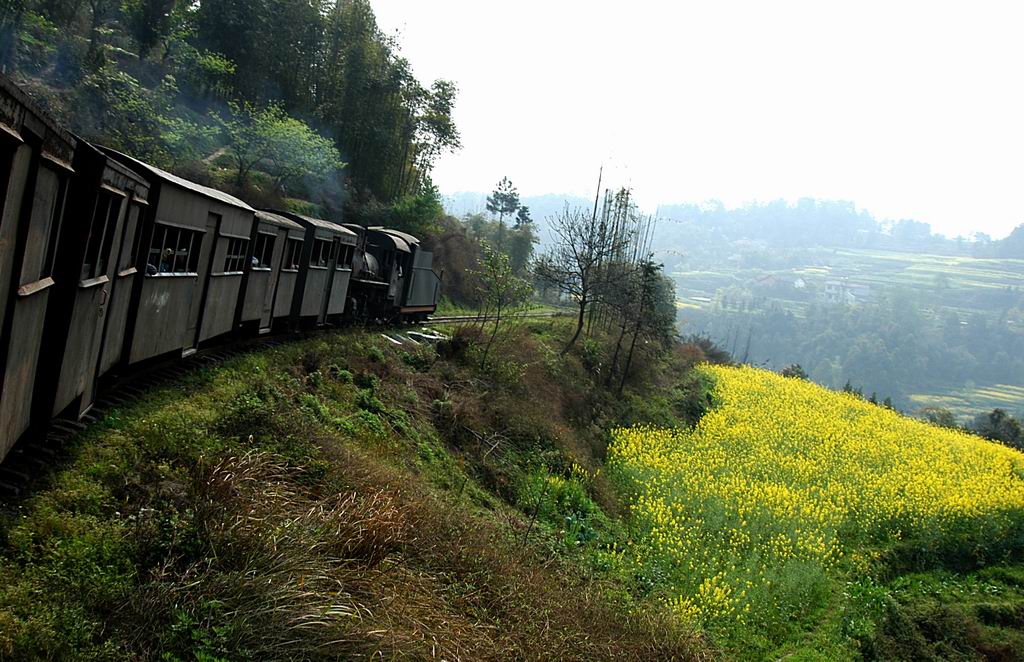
[608, 365, 1024, 627]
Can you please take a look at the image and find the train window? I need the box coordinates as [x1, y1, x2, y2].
[41, 172, 68, 283]
[336, 244, 353, 270]
[119, 202, 143, 271]
[252, 232, 275, 269]
[146, 223, 203, 275]
[310, 238, 331, 268]
[81, 195, 108, 279]
[81, 192, 121, 280]
[223, 236, 249, 273]
[187, 230, 201, 272]
[20, 165, 67, 285]
[282, 238, 302, 271]
[0, 147, 11, 213]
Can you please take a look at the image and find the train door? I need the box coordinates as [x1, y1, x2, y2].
[318, 237, 340, 325]
[255, 230, 277, 331]
[97, 198, 143, 374]
[54, 187, 125, 417]
[185, 211, 220, 353]
[77, 191, 134, 414]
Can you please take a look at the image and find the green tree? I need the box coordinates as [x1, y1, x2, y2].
[486, 177, 520, 251]
[85, 0, 118, 67]
[973, 408, 1023, 450]
[616, 260, 676, 393]
[216, 101, 280, 187]
[920, 407, 958, 429]
[384, 181, 443, 237]
[122, 0, 177, 57]
[781, 364, 808, 379]
[515, 205, 532, 228]
[264, 114, 345, 195]
[76, 68, 211, 167]
[195, 0, 321, 107]
[470, 241, 533, 368]
[214, 101, 342, 191]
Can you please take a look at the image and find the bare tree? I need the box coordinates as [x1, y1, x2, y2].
[535, 206, 632, 356]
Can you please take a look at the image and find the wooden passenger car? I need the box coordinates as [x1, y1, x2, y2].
[37, 140, 150, 422]
[237, 210, 304, 334]
[272, 211, 356, 327]
[100, 148, 256, 362]
[0, 74, 76, 458]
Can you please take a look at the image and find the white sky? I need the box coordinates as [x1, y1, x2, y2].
[372, 1, 1024, 239]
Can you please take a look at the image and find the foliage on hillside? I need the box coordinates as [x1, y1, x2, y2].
[1, 0, 457, 223]
[610, 365, 1024, 658]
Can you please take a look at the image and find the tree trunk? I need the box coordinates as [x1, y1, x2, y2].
[562, 297, 586, 356]
[480, 304, 501, 369]
[605, 318, 629, 387]
[619, 271, 650, 394]
[618, 323, 641, 395]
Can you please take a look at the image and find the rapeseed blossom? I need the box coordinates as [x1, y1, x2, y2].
[609, 365, 1024, 627]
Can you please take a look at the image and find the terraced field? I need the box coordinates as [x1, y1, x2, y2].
[674, 249, 1024, 312]
[911, 383, 1024, 422]
[671, 246, 1024, 417]
[829, 249, 1024, 301]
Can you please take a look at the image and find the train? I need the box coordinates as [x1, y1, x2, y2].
[0, 73, 441, 464]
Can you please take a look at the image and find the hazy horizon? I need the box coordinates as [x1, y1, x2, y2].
[373, 0, 1024, 241]
[440, 189, 1019, 241]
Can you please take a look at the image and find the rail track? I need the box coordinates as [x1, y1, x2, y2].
[419, 311, 561, 325]
[0, 310, 566, 497]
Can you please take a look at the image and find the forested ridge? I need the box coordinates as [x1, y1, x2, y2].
[0, 0, 459, 226]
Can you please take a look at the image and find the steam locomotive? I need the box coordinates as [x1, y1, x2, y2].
[0, 74, 441, 464]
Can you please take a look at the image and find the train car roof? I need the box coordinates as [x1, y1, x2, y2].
[98, 146, 254, 212]
[370, 227, 421, 247]
[74, 138, 150, 188]
[0, 73, 76, 169]
[293, 214, 356, 236]
[364, 226, 411, 253]
[255, 210, 303, 231]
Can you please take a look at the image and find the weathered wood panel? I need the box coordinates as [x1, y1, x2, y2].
[0, 293, 47, 457]
[328, 269, 351, 315]
[129, 276, 196, 362]
[302, 268, 330, 317]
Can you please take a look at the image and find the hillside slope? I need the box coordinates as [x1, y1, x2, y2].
[4, 325, 1023, 660]
[0, 320, 708, 660]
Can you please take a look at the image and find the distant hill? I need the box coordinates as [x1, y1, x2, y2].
[988, 224, 1024, 258]
[448, 194, 1022, 257]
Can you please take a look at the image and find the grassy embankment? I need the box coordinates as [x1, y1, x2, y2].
[0, 318, 710, 661]
[611, 365, 1024, 660]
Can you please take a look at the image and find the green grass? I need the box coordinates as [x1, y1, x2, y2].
[0, 324, 704, 661]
